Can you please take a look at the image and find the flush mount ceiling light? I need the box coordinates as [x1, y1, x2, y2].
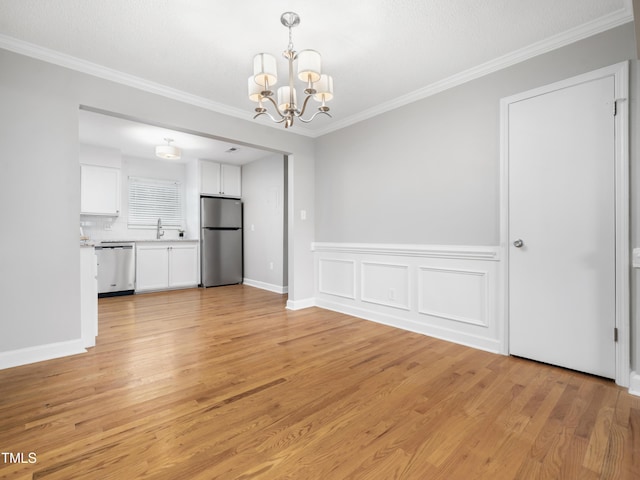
[155, 138, 181, 160]
[248, 11, 334, 129]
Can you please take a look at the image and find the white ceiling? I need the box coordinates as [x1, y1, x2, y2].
[0, 0, 633, 141]
[78, 108, 277, 165]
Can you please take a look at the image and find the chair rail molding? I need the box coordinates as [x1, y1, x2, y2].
[312, 242, 500, 260]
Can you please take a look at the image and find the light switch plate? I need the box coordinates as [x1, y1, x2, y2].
[632, 248, 640, 268]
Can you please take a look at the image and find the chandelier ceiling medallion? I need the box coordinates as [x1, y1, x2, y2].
[248, 12, 334, 129]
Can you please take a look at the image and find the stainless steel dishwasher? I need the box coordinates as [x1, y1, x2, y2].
[95, 242, 135, 297]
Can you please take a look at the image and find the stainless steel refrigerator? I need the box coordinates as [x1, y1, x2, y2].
[200, 196, 243, 287]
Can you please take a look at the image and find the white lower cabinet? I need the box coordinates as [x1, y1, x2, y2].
[136, 244, 170, 291]
[136, 242, 199, 292]
[168, 244, 200, 288]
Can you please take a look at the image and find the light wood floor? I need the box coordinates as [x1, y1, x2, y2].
[1, 286, 639, 479]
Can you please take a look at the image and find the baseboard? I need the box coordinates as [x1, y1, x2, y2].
[316, 298, 502, 354]
[286, 298, 316, 310]
[0, 339, 87, 370]
[629, 371, 640, 397]
[243, 278, 288, 295]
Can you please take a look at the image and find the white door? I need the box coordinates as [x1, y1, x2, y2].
[508, 75, 616, 378]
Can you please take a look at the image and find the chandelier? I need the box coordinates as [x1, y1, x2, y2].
[248, 12, 334, 128]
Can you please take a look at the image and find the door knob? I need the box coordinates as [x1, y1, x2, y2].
[513, 239, 524, 248]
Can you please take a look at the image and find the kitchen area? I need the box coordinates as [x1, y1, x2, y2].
[79, 109, 288, 347]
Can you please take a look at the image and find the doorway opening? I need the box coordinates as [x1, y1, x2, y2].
[79, 106, 291, 336]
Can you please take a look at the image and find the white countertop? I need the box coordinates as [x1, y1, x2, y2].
[99, 238, 199, 243]
[81, 239, 199, 248]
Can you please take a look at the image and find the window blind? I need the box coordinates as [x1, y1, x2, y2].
[128, 177, 183, 227]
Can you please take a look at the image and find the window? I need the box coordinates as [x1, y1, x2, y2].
[128, 177, 183, 228]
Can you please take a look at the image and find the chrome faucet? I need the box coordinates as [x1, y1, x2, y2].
[156, 218, 164, 239]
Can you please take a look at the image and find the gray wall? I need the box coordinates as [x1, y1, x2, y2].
[314, 23, 639, 372]
[0, 53, 81, 350]
[315, 24, 637, 246]
[242, 154, 287, 289]
[0, 48, 316, 354]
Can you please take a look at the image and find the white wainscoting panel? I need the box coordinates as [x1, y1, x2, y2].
[361, 262, 410, 310]
[318, 258, 356, 299]
[312, 243, 502, 353]
[418, 267, 487, 327]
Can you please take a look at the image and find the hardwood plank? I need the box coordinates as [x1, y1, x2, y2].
[0, 285, 638, 479]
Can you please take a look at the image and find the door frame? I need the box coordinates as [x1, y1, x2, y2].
[499, 62, 629, 387]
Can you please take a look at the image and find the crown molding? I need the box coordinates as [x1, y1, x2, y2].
[0, 6, 633, 140]
[0, 33, 316, 138]
[313, 8, 634, 137]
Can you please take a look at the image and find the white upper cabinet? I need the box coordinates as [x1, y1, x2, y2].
[200, 160, 222, 196]
[200, 160, 241, 197]
[221, 164, 242, 197]
[80, 164, 121, 216]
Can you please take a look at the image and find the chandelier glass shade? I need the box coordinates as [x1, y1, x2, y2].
[248, 12, 333, 128]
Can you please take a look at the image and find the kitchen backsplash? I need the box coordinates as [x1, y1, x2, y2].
[80, 215, 189, 242]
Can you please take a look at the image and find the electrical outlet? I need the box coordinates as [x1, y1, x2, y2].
[103, 223, 112, 231]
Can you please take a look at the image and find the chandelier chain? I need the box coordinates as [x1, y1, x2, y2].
[287, 25, 294, 53]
